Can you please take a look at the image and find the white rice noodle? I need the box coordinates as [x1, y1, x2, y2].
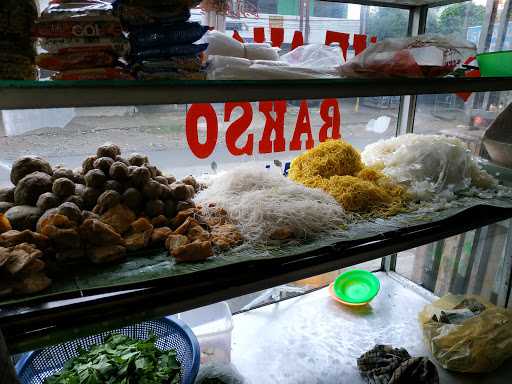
[194, 166, 348, 243]
[361, 134, 498, 201]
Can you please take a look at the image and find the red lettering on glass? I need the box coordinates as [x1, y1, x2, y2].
[319, 99, 341, 142]
[232, 30, 244, 43]
[270, 27, 285, 47]
[186, 104, 218, 159]
[290, 101, 314, 151]
[258, 101, 287, 154]
[325, 31, 350, 61]
[225, 102, 254, 155]
[253, 27, 265, 43]
[291, 31, 304, 50]
[353, 34, 367, 56]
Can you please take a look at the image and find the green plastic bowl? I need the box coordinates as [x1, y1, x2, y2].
[477, 51, 512, 77]
[332, 270, 380, 305]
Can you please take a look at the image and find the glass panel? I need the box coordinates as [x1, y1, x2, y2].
[395, 219, 512, 305]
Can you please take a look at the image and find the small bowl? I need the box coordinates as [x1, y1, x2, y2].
[330, 270, 380, 305]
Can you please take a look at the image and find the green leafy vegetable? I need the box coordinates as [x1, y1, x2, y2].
[45, 333, 181, 384]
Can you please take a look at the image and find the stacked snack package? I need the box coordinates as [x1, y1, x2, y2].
[0, 0, 38, 80]
[113, 0, 209, 80]
[33, 0, 132, 80]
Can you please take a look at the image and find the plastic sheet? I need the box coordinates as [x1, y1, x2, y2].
[340, 34, 475, 78]
[130, 22, 209, 48]
[419, 295, 512, 373]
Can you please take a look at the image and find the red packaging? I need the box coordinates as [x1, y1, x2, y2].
[33, 20, 123, 38]
[52, 67, 134, 80]
[36, 51, 116, 71]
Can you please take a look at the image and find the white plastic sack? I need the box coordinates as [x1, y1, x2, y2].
[205, 31, 279, 61]
[207, 43, 342, 80]
[281, 44, 343, 68]
[340, 34, 476, 78]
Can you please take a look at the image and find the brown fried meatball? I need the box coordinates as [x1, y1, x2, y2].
[93, 157, 114, 175]
[96, 143, 121, 160]
[10, 156, 53, 185]
[52, 177, 76, 198]
[109, 162, 129, 181]
[84, 169, 106, 189]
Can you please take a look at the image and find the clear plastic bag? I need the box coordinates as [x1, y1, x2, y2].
[340, 34, 475, 78]
[205, 31, 279, 61]
[207, 43, 342, 80]
[419, 294, 512, 373]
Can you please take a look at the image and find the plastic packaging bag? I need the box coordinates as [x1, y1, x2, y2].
[130, 22, 209, 48]
[36, 51, 117, 71]
[112, 1, 191, 28]
[419, 294, 512, 373]
[207, 44, 342, 80]
[34, 19, 123, 38]
[340, 34, 475, 78]
[52, 67, 134, 80]
[195, 363, 248, 384]
[132, 43, 208, 61]
[39, 0, 117, 21]
[205, 31, 279, 61]
[40, 36, 130, 56]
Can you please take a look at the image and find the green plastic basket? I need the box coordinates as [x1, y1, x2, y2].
[477, 51, 512, 77]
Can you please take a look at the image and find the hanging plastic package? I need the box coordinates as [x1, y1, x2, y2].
[419, 294, 512, 373]
[38, 0, 118, 21]
[130, 22, 209, 49]
[132, 43, 208, 61]
[340, 34, 476, 78]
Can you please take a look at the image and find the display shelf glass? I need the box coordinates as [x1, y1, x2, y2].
[1, 77, 512, 109]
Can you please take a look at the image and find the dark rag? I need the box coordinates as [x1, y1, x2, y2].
[357, 345, 439, 384]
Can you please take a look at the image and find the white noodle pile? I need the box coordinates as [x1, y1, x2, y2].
[194, 166, 348, 243]
[361, 134, 498, 201]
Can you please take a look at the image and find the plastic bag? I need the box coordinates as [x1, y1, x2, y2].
[132, 43, 208, 61]
[40, 36, 130, 56]
[195, 363, 248, 384]
[36, 51, 117, 71]
[281, 44, 343, 68]
[207, 44, 342, 80]
[340, 34, 476, 78]
[419, 294, 512, 373]
[132, 56, 203, 73]
[113, 1, 191, 28]
[52, 67, 134, 80]
[40, 0, 117, 21]
[34, 19, 123, 38]
[205, 31, 279, 61]
[130, 22, 209, 49]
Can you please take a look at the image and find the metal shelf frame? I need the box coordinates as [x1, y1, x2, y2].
[1, 0, 512, 382]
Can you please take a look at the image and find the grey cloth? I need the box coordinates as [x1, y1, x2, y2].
[357, 345, 439, 384]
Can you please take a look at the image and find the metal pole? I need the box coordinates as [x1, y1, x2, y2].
[0, 330, 19, 384]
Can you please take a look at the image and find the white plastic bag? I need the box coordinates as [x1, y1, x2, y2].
[207, 43, 342, 80]
[281, 44, 343, 68]
[205, 31, 279, 61]
[340, 34, 476, 78]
